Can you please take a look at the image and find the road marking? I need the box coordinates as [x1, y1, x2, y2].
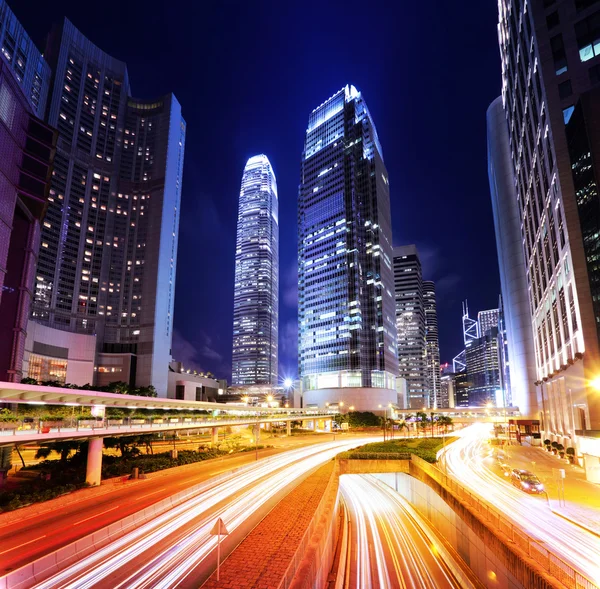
[73, 505, 120, 526]
[136, 488, 167, 500]
[0, 535, 46, 555]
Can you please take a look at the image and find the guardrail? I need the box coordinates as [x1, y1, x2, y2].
[338, 452, 412, 460]
[411, 455, 599, 589]
[0, 414, 332, 438]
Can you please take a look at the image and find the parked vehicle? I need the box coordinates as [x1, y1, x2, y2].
[510, 469, 544, 494]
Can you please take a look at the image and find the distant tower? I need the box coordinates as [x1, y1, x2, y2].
[232, 155, 279, 386]
[462, 301, 479, 348]
[394, 246, 427, 409]
[423, 281, 441, 408]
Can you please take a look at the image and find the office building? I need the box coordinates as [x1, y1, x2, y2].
[0, 1, 50, 118]
[440, 372, 456, 408]
[466, 326, 501, 407]
[231, 155, 279, 386]
[478, 308, 499, 336]
[487, 96, 538, 416]
[423, 280, 441, 408]
[393, 246, 427, 409]
[298, 85, 398, 411]
[495, 0, 600, 432]
[454, 371, 469, 407]
[0, 35, 56, 382]
[16, 17, 186, 393]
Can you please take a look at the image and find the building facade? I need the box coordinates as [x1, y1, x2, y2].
[0, 52, 56, 382]
[393, 245, 427, 409]
[231, 155, 279, 386]
[487, 96, 539, 416]
[478, 308, 499, 336]
[423, 280, 441, 408]
[19, 18, 185, 394]
[298, 85, 398, 411]
[466, 326, 502, 407]
[496, 0, 600, 432]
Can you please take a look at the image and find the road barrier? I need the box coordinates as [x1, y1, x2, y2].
[411, 455, 598, 589]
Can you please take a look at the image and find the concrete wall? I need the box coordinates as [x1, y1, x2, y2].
[23, 321, 96, 385]
[166, 370, 221, 400]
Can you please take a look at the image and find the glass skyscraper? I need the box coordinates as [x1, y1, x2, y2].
[423, 280, 441, 408]
[298, 85, 398, 410]
[232, 155, 279, 386]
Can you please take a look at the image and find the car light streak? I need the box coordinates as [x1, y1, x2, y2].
[339, 475, 463, 589]
[442, 424, 600, 583]
[30, 439, 377, 589]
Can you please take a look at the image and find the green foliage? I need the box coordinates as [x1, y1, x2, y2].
[566, 447, 575, 456]
[544, 439, 551, 446]
[0, 408, 17, 422]
[20, 377, 38, 385]
[334, 411, 380, 428]
[343, 437, 450, 464]
[0, 447, 12, 471]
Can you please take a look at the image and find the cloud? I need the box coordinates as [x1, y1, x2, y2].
[279, 319, 298, 361]
[172, 329, 201, 369]
[172, 329, 228, 377]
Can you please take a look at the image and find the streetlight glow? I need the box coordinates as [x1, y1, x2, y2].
[590, 376, 600, 392]
[283, 378, 293, 388]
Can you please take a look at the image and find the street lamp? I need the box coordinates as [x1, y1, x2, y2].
[283, 378, 293, 389]
[590, 376, 600, 391]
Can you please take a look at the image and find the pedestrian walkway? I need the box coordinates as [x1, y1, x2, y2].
[504, 443, 600, 535]
[202, 461, 334, 589]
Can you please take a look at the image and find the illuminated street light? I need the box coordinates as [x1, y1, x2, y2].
[283, 378, 293, 388]
[349, 405, 355, 411]
[339, 401, 344, 408]
[590, 376, 600, 391]
[242, 396, 249, 405]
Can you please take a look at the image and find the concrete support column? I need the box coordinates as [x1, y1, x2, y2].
[211, 427, 219, 446]
[254, 423, 261, 442]
[324, 419, 331, 432]
[312, 419, 317, 431]
[286, 421, 291, 436]
[86, 437, 103, 487]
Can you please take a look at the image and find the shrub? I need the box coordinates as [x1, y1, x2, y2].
[544, 439, 551, 446]
[566, 447, 575, 456]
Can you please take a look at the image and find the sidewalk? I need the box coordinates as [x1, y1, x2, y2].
[202, 461, 334, 589]
[504, 443, 600, 535]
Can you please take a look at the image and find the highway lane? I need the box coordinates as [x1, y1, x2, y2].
[442, 424, 600, 585]
[0, 433, 345, 573]
[339, 474, 468, 589]
[18, 438, 376, 589]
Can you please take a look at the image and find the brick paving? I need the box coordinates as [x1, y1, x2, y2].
[202, 461, 334, 589]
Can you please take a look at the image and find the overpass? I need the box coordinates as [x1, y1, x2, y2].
[0, 382, 334, 485]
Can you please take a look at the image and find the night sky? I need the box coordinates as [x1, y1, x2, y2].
[15, 0, 502, 382]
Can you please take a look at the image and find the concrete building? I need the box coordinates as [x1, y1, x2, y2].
[298, 85, 398, 411]
[487, 97, 538, 416]
[0, 13, 57, 382]
[167, 361, 224, 402]
[15, 17, 186, 395]
[423, 280, 441, 408]
[495, 0, 600, 433]
[231, 155, 278, 386]
[440, 373, 456, 408]
[478, 308, 499, 337]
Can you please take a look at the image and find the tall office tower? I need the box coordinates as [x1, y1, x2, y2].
[393, 246, 427, 409]
[24, 18, 185, 393]
[232, 155, 279, 386]
[423, 280, 441, 408]
[495, 0, 600, 431]
[487, 96, 538, 416]
[298, 85, 398, 411]
[466, 327, 501, 407]
[0, 1, 50, 118]
[440, 372, 456, 408]
[462, 301, 479, 347]
[0, 37, 56, 382]
[478, 308, 499, 336]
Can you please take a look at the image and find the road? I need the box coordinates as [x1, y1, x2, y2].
[339, 474, 469, 589]
[442, 424, 600, 585]
[0, 433, 351, 574]
[5, 437, 376, 589]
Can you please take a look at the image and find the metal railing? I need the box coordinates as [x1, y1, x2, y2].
[339, 452, 412, 460]
[411, 455, 599, 589]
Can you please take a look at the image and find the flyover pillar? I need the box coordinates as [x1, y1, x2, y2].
[254, 423, 261, 442]
[86, 437, 103, 486]
[312, 419, 317, 431]
[211, 427, 219, 446]
[286, 421, 291, 436]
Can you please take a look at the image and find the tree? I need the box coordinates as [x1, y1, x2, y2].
[415, 411, 428, 437]
[35, 441, 82, 463]
[105, 381, 131, 395]
[134, 385, 157, 398]
[21, 377, 38, 385]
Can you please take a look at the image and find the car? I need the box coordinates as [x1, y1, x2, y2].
[498, 462, 512, 477]
[510, 469, 544, 494]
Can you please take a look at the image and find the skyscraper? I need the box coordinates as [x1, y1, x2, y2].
[0, 7, 56, 382]
[466, 327, 501, 407]
[423, 281, 441, 408]
[298, 85, 398, 411]
[494, 0, 600, 432]
[232, 155, 279, 386]
[478, 308, 499, 337]
[393, 246, 427, 408]
[22, 17, 185, 394]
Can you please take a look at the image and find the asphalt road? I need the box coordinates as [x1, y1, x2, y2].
[16, 437, 377, 589]
[339, 474, 467, 589]
[0, 432, 365, 574]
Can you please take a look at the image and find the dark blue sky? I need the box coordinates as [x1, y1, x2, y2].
[16, 0, 502, 381]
